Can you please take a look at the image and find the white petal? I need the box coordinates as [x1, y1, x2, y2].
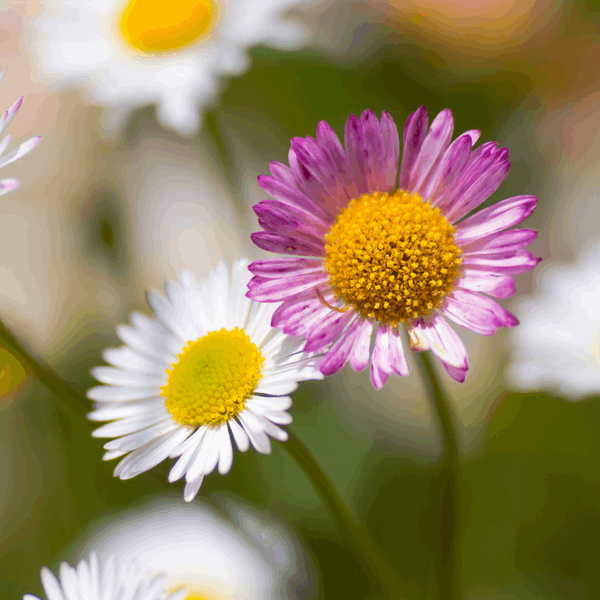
[238, 411, 271, 455]
[90, 366, 165, 387]
[217, 424, 234, 475]
[183, 474, 204, 502]
[87, 385, 159, 402]
[228, 418, 250, 452]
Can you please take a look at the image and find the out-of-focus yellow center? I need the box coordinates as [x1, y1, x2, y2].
[161, 327, 264, 427]
[324, 190, 462, 326]
[118, 0, 217, 54]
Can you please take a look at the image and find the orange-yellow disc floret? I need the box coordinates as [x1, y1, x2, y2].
[324, 190, 462, 326]
[161, 327, 264, 427]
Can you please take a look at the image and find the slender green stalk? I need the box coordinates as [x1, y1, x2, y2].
[414, 351, 461, 600]
[0, 318, 88, 419]
[285, 429, 409, 599]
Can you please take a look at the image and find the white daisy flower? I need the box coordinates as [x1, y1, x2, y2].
[88, 258, 323, 501]
[78, 497, 311, 600]
[26, 0, 312, 136]
[0, 67, 41, 196]
[506, 242, 600, 398]
[23, 553, 185, 600]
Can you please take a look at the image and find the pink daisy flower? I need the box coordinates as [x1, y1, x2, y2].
[247, 108, 540, 388]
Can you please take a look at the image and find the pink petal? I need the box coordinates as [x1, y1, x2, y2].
[409, 108, 454, 193]
[0, 177, 19, 196]
[460, 229, 537, 255]
[461, 250, 540, 274]
[441, 289, 518, 336]
[271, 287, 336, 330]
[249, 257, 324, 279]
[304, 309, 356, 353]
[247, 272, 329, 302]
[361, 109, 387, 192]
[344, 113, 369, 195]
[411, 313, 468, 370]
[455, 269, 515, 299]
[381, 111, 400, 191]
[453, 195, 538, 245]
[399, 106, 428, 190]
[370, 324, 409, 389]
[253, 199, 329, 235]
[250, 231, 326, 258]
[349, 318, 374, 371]
[316, 120, 357, 196]
[320, 316, 364, 376]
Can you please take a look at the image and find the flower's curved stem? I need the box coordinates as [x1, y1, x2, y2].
[285, 429, 410, 599]
[415, 351, 461, 600]
[0, 318, 89, 420]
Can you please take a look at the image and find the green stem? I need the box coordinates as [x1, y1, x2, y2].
[285, 429, 409, 599]
[414, 352, 461, 600]
[0, 318, 88, 420]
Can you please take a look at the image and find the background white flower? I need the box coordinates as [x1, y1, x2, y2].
[77, 497, 313, 600]
[506, 241, 600, 398]
[25, 0, 313, 136]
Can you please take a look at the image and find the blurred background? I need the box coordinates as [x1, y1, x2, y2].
[1, 0, 600, 598]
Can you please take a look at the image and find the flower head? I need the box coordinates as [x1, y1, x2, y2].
[507, 242, 600, 398]
[0, 67, 41, 196]
[88, 258, 322, 501]
[23, 553, 185, 600]
[26, 0, 311, 136]
[248, 108, 540, 388]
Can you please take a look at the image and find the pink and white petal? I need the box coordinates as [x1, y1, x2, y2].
[247, 272, 329, 303]
[249, 257, 325, 279]
[277, 303, 332, 339]
[455, 269, 515, 299]
[0, 135, 41, 169]
[250, 231, 326, 258]
[360, 110, 388, 192]
[271, 286, 335, 330]
[408, 321, 429, 351]
[370, 325, 409, 389]
[461, 229, 537, 255]
[320, 316, 364, 376]
[381, 111, 401, 191]
[253, 199, 330, 237]
[409, 109, 454, 193]
[454, 196, 539, 244]
[412, 314, 468, 370]
[344, 113, 369, 195]
[441, 289, 518, 336]
[440, 362, 469, 383]
[399, 106, 428, 190]
[289, 148, 337, 213]
[0, 177, 19, 196]
[0, 97, 22, 137]
[461, 250, 541, 274]
[229, 418, 250, 452]
[304, 309, 356, 353]
[445, 160, 511, 223]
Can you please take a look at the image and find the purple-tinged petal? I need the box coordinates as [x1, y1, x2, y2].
[412, 313, 468, 370]
[455, 269, 515, 299]
[445, 159, 511, 223]
[0, 177, 19, 196]
[423, 133, 473, 204]
[0, 95, 22, 137]
[316, 120, 357, 196]
[461, 250, 541, 274]
[361, 110, 387, 192]
[271, 287, 335, 330]
[345, 113, 368, 195]
[370, 324, 408, 389]
[409, 108, 454, 193]
[441, 288, 519, 336]
[453, 195, 538, 245]
[250, 231, 326, 258]
[269, 161, 296, 185]
[246, 273, 329, 302]
[249, 257, 324, 279]
[253, 199, 329, 236]
[441, 363, 468, 383]
[381, 111, 400, 191]
[257, 174, 331, 221]
[289, 147, 334, 212]
[461, 229, 538, 255]
[304, 309, 356, 353]
[349, 318, 374, 371]
[399, 106, 428, 190]
[319, 316, 365, 376]
[0, 135, 41, 169]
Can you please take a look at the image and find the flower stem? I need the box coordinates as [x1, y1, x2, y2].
[285, 429, 410, 599]
[0, 318, 88, 420]
[414, 351, 461, 600]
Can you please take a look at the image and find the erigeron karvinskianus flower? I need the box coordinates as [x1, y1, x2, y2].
[0, 67, 41, 196]
[23, 553, 185, 600]
[247, 107, 540, 388]
[88, 259, 323, 502]
[507, 242, 600, 398]
[26, 0, 311, 136]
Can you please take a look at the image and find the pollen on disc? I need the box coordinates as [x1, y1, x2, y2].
[119, 0, 216, 54]
[324, 190, 462, 326]
[161, 327, 264, 427]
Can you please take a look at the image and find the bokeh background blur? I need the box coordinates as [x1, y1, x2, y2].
[2, 0, 600, 598]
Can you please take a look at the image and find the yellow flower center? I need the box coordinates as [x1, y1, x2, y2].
[118, 0, 217, 54]
[324, 190, 462, 326]
[161, 327, 264, 427]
